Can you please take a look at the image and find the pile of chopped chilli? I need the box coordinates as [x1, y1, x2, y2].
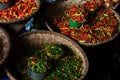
[52, 0, 119, 43]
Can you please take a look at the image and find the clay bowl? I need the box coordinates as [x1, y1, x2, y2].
[44, 0, 120, 47]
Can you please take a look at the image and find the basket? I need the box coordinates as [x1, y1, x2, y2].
[44, 0, 120, 47]
[0, 26, 10, 66]
[0, 0, 40, 24]
[5, 30, 89, 80]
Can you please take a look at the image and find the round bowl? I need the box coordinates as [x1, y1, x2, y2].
[5, 30, 89, 80]
[0, 0, 40, 24]
[0, 26, 10, 66]
[44, 0, 120, 47]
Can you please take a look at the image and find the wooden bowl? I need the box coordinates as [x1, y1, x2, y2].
[0, 0, 40, 24]
[5, 30, 89, 80]
[44, 0, 120, 47]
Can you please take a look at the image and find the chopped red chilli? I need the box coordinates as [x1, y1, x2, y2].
[0, 0, 37, 20]
[52, 0, 119, 43]
[0, 0, 9, 3]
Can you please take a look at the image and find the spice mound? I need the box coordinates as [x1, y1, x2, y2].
[0, 0, 9, 3]
[0, 0, 37, 21]
[52, 0, 119, 44]
[45, 56, 83, 80]
[16, 43, 84, 80]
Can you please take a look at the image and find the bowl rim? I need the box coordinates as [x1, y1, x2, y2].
[5, 30, 89, 80]
[44, 2, 120, 47]
[0, 26, 11, 66]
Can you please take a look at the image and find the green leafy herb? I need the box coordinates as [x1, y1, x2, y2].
[16, 43, 82, 80]
[26, 45, 51, 73]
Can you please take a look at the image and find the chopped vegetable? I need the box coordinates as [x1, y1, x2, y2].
[44, 56, 83, 80]
[45, 44, 65, 60]
[0, 0, 9, 3]
[52, 0, 119, 43]
[0, 0, 37, 20]
[16, 43, 83, 80]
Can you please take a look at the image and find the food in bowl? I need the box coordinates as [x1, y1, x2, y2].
[16, 43, 83, 80]
[25, 45, 52, 73]
[44, 56, 83, 80]
[45, 44, 65, 60]
[50, 0, 119, 44]
[0, 0, 38, 22]
[0, 0, 9, 3]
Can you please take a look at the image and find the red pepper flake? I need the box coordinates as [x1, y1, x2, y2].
[52, 3, 118, 43]
[0, 0, 9, 3]
[0, 0, 37, 20]
[98, 35, 107, 42]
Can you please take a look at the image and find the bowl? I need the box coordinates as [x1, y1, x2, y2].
[0, 26, 10, 66]
[44, 0, 120, 46]
[0, 0, 40, 24]
[5, 30, 89, 80]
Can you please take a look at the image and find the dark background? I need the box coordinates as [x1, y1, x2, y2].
[0, 1, 120, 80]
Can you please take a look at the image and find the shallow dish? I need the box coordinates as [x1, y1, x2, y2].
[45, 0, 120, 46]
[5, 30, 88, 80]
